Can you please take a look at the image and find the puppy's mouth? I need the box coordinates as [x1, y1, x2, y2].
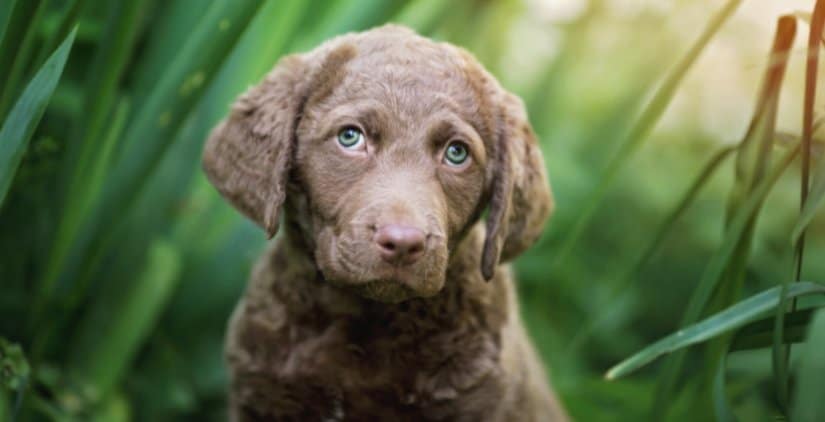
[316, 228, 447, 303]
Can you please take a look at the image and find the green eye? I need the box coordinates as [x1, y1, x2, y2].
[444, 141, 469, 166]
[337, 126, 364, 148]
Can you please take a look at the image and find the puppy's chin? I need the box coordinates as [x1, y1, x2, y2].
[324, 274, 445, 303]
[348, 280, 420, 304]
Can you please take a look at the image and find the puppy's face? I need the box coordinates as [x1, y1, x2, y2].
[203, 26, 553, 303]
[295, 49, 489, 302]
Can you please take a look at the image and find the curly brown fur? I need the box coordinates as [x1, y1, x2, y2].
[203, 24, 567, 421]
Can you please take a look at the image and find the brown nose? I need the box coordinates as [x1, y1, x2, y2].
[374, 224, 426, 264]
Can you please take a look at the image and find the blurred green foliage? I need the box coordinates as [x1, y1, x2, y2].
[1, 0, 825, 420]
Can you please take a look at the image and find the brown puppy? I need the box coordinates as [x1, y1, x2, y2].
[203, 24, 567, 421]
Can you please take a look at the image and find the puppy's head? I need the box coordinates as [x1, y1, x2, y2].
[203, 25, 552, 303]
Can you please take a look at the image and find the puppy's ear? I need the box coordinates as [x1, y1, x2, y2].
[202, 55, 309, 238]
[481, 93, 554, 280]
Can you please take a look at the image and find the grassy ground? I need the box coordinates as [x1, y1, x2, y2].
[1, 0, 825, 420]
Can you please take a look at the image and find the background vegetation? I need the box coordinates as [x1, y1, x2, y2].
[1, 0, 825, 420]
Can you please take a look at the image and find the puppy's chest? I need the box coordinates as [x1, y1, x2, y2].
[236, 310, 504, 420]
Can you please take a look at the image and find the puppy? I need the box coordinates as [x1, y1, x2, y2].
[203, 24, 567, 421]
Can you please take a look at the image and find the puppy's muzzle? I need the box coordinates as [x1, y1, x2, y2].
[373, 224, 426, 265]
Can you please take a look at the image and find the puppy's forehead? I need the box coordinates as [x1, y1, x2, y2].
[312, 27, 493, 136]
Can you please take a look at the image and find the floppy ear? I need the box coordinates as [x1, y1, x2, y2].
[481, 93, 554, 280]
[202, 55, 309, 238]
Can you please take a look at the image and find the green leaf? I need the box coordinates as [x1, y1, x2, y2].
[0, 1, 39, 96]
[62, 98, 131, 310]
[795, 165, 825, 242]
[791, 309, 825, 422]
[117, 0, 308, 262]
[291, 0, 406, 52]
[791, 0, 825, 244]
[606, 282, 825, 380]
[652, 14, 798, 414]
[64, 0, 150, 173]
[732, 307, 817, 351]
[391, 0, 451, 34]
[776, 4, 823, 410]
[196, 0, 308, 129]
[41, 0, 150, 321]
[0, 0, 49, 120]
[32, 0, 85, 68]
[567, 145, 737, 354]
[650, 143, 799, 418]
[0, 28, 75, 207]
[712, 349, 737, 422]
[551, 0, 744, 270]
[70, 239, 181, 401]
[129, 0, 212, 98]
[93, 0, 263, 230]
[729, 15, 795, 216]
[0, 0, 16, 49]
[34, 0, 263, 323]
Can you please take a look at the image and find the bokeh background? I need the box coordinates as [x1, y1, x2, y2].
[1, 0, 825, 420]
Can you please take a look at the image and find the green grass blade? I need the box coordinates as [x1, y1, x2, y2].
[721, 13, 796, 411]
[729, 15, 795, 217]
[390, 0, 452, 34]
[32, 0, 85, 68]
[650, 16, 797, 415]
[794, 122, 825, 237]
[69, 239, 181, 402]
[197, 0, 307, 125]
[95, 0, 263, 223]
[129, 0, 211, 99]
[0, 0, 38, 99]
[59, 98, 131, 309]
[793, 0, 824, 279]
[731, 307, 820, 351]
[605, 282, 825, 380]
[0, 0, 49, 120]
[791, 309, 825, 421]
[34, 0, 263, 320]
[795, 166, 825, 242]
[567, 145, 737, 353]
[291, 0, 406, 51]
[38, 1, 149, 321]
[712, 348, 737, 422]
[0, 28, 75, 207]
[118, 0, 307, 250]
[774, 6, 822, 410]
[649, 144, 799, 416]
[551, 0, 743, 269]
[791, 0, 825, 245]
[82, 98, 130, 224]
[0, 0, 16, 50]
[64, 0, 148, 171]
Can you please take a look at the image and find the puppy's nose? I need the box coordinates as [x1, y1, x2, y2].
[374, 224, 426, 264]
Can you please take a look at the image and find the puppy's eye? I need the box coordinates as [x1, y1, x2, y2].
[337, 126, 364, 149]
[443, 141, 469, 166]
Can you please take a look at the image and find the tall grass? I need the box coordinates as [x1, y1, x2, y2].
[605, 4, 825, 421]
[0, 0, 824, 421]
